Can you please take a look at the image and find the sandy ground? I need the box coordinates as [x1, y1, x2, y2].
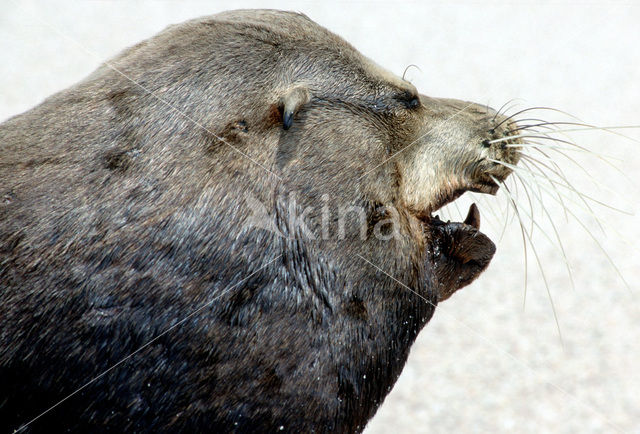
[1, 2, 639, 433]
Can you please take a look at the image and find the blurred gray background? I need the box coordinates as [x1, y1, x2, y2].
[2, 1, 639, 433]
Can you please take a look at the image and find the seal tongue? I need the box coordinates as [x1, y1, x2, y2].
[463, 203, 481, 229]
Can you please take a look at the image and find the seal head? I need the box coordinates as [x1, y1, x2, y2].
[0, 9, 521, 433]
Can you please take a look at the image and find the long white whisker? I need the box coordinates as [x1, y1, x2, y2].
[565, 207, 632, 292]
[467, 192, 508, 237]
[492, 163, 633, 292]
[517, 137, 634, 187]
[494, 106, 587, 131]
[525, 137, 637, 194]
[452, 199, 464, 222]
[511, 125, 640, 144]
[507, 136, 622, 160]
[520, 153, 636, 249]
[509, 121, 595, 133]
[489, 159, 632, 215]
[512, 170, 576, 292]
[522, 141, 620, 195]
[513, 170, 535, 236]
[520, 154, 570, 223]
[497, 135, 621, 162]
[519, 152, 605, 234]
[493, 176, 563, 344]
[487, 174, 529, 308]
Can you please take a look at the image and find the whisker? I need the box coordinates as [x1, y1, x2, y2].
[507, 117, 550, 124]
[491, 159, 624, 261]
[504, 140, 623, 166]
[512, 125, 640, 144]
[512, 170, 534, 235]
[494, 134, 612, 155]
[492, 100, 515, 122]
[491, 98, 524, 123]
[521, 153, 632, 246]
[402, 64, 421, 81]
[494, 106, 587, 131]
[492, 159, 635, 285]
[519, 160, 554, 219]
[565, 206, 632, 292]
[512, 169, 576, 292]
[466, 191, 509, 238]
[492, 107, 548, 131]
[517, 140, 632, 189]
[493, 176, 564, 345]
[452, 198, 464, 222]
[496, 176, 529, 309]
[519, 150, 604, 233]
[489, 159, 632, 215]
[508, 121, 595, 134]
[522, 171, 620, 235]
[504, 119, 570, 138]
[521, 149, 627, 236]
[522, 140, 600, 181]
[492, 99, 525, 123]
[520, 155, 570, 224]
[518, 134, 634, 186]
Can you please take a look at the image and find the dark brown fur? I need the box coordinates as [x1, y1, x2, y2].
[0, 10, 518, 433]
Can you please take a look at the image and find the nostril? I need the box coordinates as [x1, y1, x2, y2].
[482, 139, 491, 148]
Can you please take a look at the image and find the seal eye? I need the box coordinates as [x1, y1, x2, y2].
[392, 91, 420, 110]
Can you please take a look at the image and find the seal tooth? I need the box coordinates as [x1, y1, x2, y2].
[464, 203, 480, 230]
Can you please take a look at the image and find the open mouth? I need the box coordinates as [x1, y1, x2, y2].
[419, 179, 500, 232]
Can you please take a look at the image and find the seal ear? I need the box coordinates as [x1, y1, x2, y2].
[280, 86, 311, 130]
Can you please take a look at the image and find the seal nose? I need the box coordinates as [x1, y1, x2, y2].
[489, 112, 522, 157]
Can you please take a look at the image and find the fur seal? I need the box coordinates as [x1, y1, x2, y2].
[0, 9, 520, 433]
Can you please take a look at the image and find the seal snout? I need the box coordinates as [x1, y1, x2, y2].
[486, 115, 523, 165]
[468, 111, 523, 190]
